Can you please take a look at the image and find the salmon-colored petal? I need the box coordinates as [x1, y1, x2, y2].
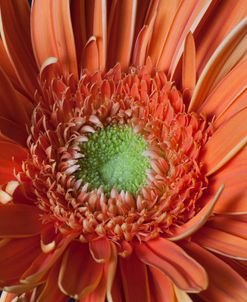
[91, 0, 107, 70]
[0, 204, 42, 237]
[0, 236, 41, 284]
[107, 0, 137, 70]
[81, 37, 99, 72]
[207, 147, 247, 214]
[207, 215, 247, 239]
[0, 0, 39, 97]
[217, 255, 247, 281]
[168, 184, 224, 241]
[182, 32, 196, 95]
[135, 237, 208, 292]
[21, 233, 76, 284]
[195, 0, 247, 76]
[119, 251, 151, 302]
[201, 108, 247, 176]
[146, 0, 179, 65]
[148, 267, 175, 302]
[198, 59, 247, 119]
[214, 88, 247, 129]
[182, 242, 247, 302]
[132, 12, 156, 66]
[36, 261, 68, 302]
[192, 226, 247, 260]
[157, 0, 211, 75]
[0, 292, 17, 302]
[189, 18, 247, 111]
[89, 237, 111, 263]
[31, 0, 78, 77]
[0, 67, 32, 126]
[58, 240, 103, 300]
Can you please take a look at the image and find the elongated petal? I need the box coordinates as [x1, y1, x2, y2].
[169, 184, 224, 241]
[0, 117, 27, 146]
[0, 0, 38, 96]
[135, 238, 208, 292]
[189, 18, 247, 111]
[58, 240, 103, 300]
[192, 226, 247, 260]
[198, 59, 247, 119]
[21, 234, 76, 284]
[81, 37, 99, 72]
[182, 32, 196, 94]
[0, 67, 31, 126]
[0, 204, 42, 237]
[148, 267, 175, 302]
[107, 0, 137, 70]
[158, 0, 211, 74]
[0, 236, 41, 283]
[208, 147, 247, 214]
[89, 237, 111, 263]
[119, 251, 151, 302]
[202, 108, 247, 176]
[147, 0, 179, 65]
[182, 242, 247, 302]
[37, 261, 68, 302]
[31, 0, 78, 77]
[195, 0, 247, 76]
[207, 215, 247, 239]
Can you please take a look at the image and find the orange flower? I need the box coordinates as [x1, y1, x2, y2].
[0, 1, 246, 301]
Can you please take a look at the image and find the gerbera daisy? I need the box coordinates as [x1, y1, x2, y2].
[0, 0, 246, 301]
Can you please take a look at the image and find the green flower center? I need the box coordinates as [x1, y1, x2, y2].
[77, 125, 150, 194]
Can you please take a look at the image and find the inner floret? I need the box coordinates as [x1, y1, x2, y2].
[77, 125, 150, 194]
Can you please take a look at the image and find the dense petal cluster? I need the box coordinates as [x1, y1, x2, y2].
[0, 1, 246, 302]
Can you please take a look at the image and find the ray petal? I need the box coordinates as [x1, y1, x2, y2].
[182, 242, 247, 302]
[202, 108, 247, 176]
[135, 238, 208, 292]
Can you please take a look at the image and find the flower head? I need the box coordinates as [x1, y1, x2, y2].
[0, 1, 246, 302]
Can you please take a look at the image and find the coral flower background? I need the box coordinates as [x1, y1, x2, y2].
[0, 0, 247, 302]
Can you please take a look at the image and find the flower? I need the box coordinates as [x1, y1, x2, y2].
[0, 0, 246, 301]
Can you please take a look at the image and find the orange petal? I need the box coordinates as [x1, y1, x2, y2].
[110, 266, 124, 302]
[81, 37, 99, 72]
[192, 226, 247, 260]
[189, 18, 247, 111]
[198, 58, 247, 119]
[92, 0, 107, 70]
[58, 240, 103, 300]
[202, 108, 247, 176]
[107, 0, 137, 70]
[0, 204, 42, 237]
[89, 237, 111, 263]
[36, 260, 68, 302]
[157, 0, 211, 75]
[168, 184, 224, 241]
[182, 241, 247, 302]
[148, 267, 175, 302]
[135, 237, 208, 292]
[0, 67, 32, 126]
[146, 0, 179, 65]
[0, 236, 41, 284]
[207, 147, 247, 214]
[0, 117, 27, 146]
[0, 0, 38, 97]
[21, 233, 76, 284]
[0, 292, 17, 302]
[132, 12, 156, 67]
[214, 88, 247, 129]
[195, 0, 247, 76]
[119, 251, 151, 302]
[182, 32, 196, 95]
[31, 0, 78, 77]
[70, 0, 87, 66]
